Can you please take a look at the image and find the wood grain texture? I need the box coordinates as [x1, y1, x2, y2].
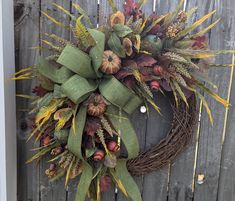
[166, 0, 207, 199]
[14, 0, 40, 201]
[142, 93, 173, 201]
[191, 0, 234, 200]
[216, 0, 235, 200]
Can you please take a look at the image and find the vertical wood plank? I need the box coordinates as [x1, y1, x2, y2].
[215, 0, 235, 200]
[14, 0, 40, 201]
[189, 0, 234, 200]
[142, 93, 173, 201]
[166, 0, 209, 200]
[39, 1, 71, 200]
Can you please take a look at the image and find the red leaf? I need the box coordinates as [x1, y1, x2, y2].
[192, 36, 207, 49]
[32, 85, 48, 97]
[84, 117, 101, 136]
[136, 54, 157, 68]
[100, 176, 112, 192]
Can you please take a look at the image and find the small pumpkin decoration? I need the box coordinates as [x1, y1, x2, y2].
[87, 94, 107, 117]
[100, 50, 121, 74]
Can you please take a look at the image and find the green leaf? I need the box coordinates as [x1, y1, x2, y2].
[74, 15, 96, 48]
[89, 29, 105, 77]
[113, 24, 133, 37]
[108, 32, 126, 58]
[173, 81, 188, 107]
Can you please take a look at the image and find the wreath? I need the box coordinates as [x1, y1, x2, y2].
[13, 0, 233, 201]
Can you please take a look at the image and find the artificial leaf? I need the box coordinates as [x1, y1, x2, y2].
[108, 32, 126, 58]
[54, 108, 73, 131]
[52, 3, 76, 20]
[191, 18, 221, 38]
[41, 11, 70, 30]
[113, 24, 133, 37]
[74, 15, 96, 48]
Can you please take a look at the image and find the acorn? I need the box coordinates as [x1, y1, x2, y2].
[93, 150, 105, 161]
[100, 51, 121, 75]
[108, 141, 120, 152]
[153, 65, 163, 76]
[87, 94, 107, 117]
[150, 80, 160, 90]
[42, 136, 51, 146]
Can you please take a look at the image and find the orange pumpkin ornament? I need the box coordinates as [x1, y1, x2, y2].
[100, 50, 121, 74]
[87, 94, 107, 117]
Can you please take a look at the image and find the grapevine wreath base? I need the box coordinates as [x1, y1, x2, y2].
[127, 95, 197, 175]
[13, 0, 234, 200]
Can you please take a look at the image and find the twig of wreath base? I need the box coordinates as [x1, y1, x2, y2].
[127, 95, 197, 176]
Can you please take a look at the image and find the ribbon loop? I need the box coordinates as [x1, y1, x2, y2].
[37, 57, 73, 84]
[61, 75, 98, 104]
[57, 45, 97, 79]
[99, 76, 142, 114]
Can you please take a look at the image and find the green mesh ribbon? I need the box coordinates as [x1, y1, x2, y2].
[36, 29, 143, 201]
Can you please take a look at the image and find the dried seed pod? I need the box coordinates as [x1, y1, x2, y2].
[45, 164, 57, 178]
[107, 141, 120, 152]
[42, 136, 51, 146]
[153, 65, 164, 76]
[100, 50, 121, 75]
[166, 26, 178, 38]
[70, 159, 82, 179]
[150, 80, 160, 90]
[110, 11, 125, 27]
[51, 146, 63, 156]
[61, 153, 73, 169]
[177, 10, 187, 23]
[123, 38, 133, 56]
[93, 150, 105, 161]
[87, 94, 107, 117]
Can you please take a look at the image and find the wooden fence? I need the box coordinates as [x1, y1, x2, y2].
[14, 0, 235, 200]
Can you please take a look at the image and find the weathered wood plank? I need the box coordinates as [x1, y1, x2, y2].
[142, 93, 173, 201]
[166, 0, 210, 199]
[218, 69, 235, 201]
[14, 0, 40, 201]
[191, 0, 233, 200]
[216, 0, 235, 200]
[39, 0, 71, 200]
